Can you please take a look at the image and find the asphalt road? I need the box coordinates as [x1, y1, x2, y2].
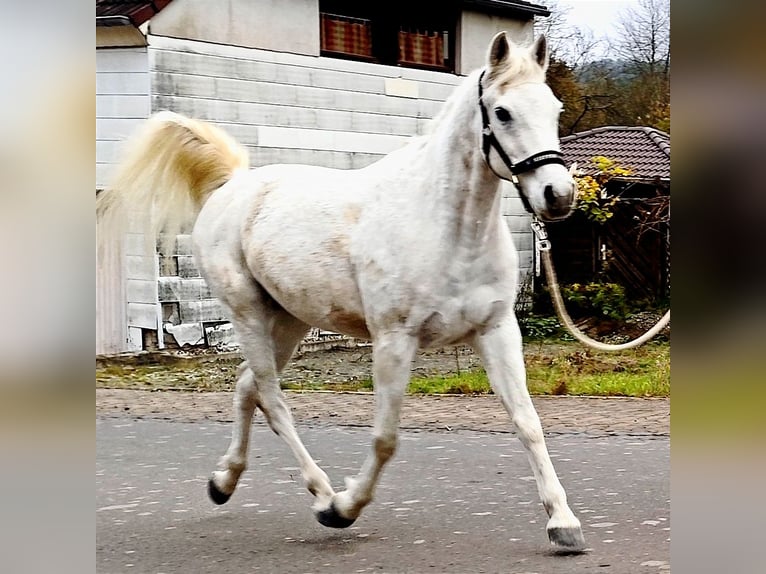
[96, 418, 669, 573]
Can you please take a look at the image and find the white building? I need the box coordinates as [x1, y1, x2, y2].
[96, 0, 551, 354]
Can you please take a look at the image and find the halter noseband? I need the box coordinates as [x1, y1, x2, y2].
[478, 70, 566, 212]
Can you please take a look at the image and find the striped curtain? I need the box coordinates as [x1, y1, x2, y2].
[320, 13, 373, 59]
[398, 30, 445, 69]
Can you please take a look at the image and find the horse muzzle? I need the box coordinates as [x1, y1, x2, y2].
[540, 180, 576, 221]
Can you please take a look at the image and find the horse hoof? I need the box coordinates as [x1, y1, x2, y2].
[547, 526, 586, 552]
[208, 478, 232, 505]
[315, 502, 356, 529]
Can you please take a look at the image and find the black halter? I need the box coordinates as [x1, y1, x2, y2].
[477, 70, 566, 212]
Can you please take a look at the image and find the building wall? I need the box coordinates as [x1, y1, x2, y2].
[96, 1, 540, 352]
[97, 47, 157, 352]
[501, 186, 535, 276]
[96, 216, 126, 355]
[148, 0, 320, 56]
[96, 47, 150, 188]
[146, 34, 534, 348]
[147, 34, 452, 347]
[458, 9, 534, 74]
[148, 34, 455, 167]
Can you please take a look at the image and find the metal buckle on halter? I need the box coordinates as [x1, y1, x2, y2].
[482, 126, 492, 137]
[530, 218, 551, 252]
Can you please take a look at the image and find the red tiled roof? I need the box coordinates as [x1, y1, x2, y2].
[96, 0, 172, 27]
[561, 126, 670, 181]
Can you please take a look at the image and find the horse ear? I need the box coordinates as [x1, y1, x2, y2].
[531, 34, 549, 71]
[487, 31, 511, 70]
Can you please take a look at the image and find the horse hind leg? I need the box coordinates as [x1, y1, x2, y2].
[208, 361, 258, 504]
[208, 302, 335, 508]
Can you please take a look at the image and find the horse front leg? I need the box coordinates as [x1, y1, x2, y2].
[473, 318, 585, 551]
[314, 332, 417, 528]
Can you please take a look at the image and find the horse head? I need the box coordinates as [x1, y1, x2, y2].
[478, 32, 575, 221]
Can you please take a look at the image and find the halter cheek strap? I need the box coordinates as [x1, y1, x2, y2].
[478, 70, 566, 210]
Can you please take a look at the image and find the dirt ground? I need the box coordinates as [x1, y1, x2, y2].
[96, 342, 670, 435]
[96, 343, 576, 391]
[97, 308, 669, 392]
[285, 345, 485, 384]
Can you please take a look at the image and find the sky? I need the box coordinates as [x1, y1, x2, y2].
[552, 0, 640, 57]
[555, 0, 638, 39]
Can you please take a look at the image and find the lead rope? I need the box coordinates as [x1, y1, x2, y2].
[531, 219, 670, 351]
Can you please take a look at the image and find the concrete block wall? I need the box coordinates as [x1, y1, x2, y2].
[97, 48, 154, 353]
[123, 233, 160, 351]
[100, 34, 536, 351]
[96, 48, 151, 189]
[147, 34, 535, 348]
[158, 234, 226, 348]
[501, 181, 535, 273]
[147, 35, 455, 173]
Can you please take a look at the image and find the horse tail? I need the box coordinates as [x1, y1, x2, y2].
[97, 111, 249, 253]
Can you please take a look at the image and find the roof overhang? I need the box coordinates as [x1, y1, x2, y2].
[96, 1, 173, 48]
[610, 176, 671, 186]
[96, 0, 173, 27]
[462, 0, 551, 18]
[96, 21, 147, 48]
[96, 15, 132, 27]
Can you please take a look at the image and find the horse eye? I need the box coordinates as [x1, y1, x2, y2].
[494, 107, 512, 122]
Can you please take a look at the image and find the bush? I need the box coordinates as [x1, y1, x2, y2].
[560, 282, 630, 321]
[519, 315, 562, 340]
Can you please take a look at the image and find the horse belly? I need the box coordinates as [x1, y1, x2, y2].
[243, 223, 370, 339]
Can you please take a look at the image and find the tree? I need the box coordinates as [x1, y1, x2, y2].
[610, 0, 670, 130]
[545, 57, 583, 135]
[612, 0, 670, 77]
[538, 1, 613, 135]
[539, 0, 671, 133]
[535, 0, 605, 67]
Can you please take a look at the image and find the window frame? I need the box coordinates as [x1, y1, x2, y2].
[318, 1, 458, 73]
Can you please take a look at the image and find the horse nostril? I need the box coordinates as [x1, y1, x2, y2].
[544, 184, 555, 205]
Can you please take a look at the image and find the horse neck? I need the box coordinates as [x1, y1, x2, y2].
[422, 76, 502, 244]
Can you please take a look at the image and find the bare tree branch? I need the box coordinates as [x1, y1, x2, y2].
[610, 0, 670, 77]
[535, 0, 606, 66]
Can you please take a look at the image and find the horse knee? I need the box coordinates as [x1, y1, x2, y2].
[234, 367, 257, 400]
[513, 413, 544, 445]
[374, 435, 398, 463]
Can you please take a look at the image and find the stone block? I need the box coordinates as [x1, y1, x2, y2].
[164, 322, 204, 347]
[177, 255, 200, 278]
[178, 300, 228, 323]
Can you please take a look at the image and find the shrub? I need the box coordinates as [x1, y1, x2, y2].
[574, 156, 632, 223]
[560, 282, 630, 321]
[519, 314, 562, 340]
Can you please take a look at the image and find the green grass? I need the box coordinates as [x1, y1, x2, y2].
[523, 343, 670, 396]
[405, 342, 669, 397]
[408, 370, 491, 395]
[97, 342, 669, 397]
[281, 379, 374, 393]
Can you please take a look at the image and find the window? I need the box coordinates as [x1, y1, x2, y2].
[321, 12, 375, 61]
[319, 1, 457, 73]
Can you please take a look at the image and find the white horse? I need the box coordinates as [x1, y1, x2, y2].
[99, 32, 584, 550]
